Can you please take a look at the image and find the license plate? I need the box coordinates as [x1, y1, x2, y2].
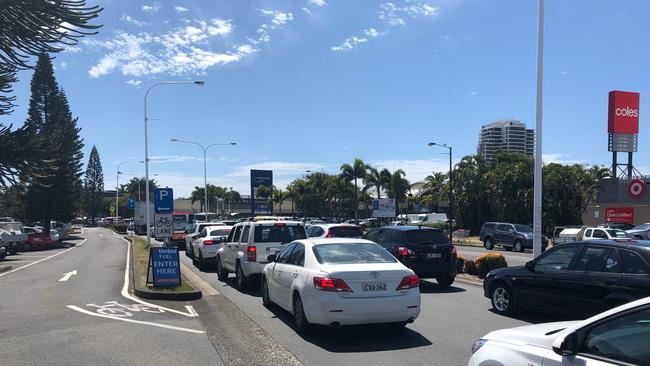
[427, 253, 442, 259]
[362, 282, 387, 292]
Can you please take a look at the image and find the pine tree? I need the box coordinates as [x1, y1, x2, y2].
[83, 146, 104, 225]
[24, 54, 84, 228]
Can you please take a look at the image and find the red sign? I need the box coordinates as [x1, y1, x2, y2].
[608, 90, 640, 134]
[605, 207, 634, 224]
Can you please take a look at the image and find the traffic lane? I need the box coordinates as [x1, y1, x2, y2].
[457, 245, 532, 267]
[181, 255, 546, 366]
[0, 240, 82, 267]
[0, 228, 221, 366]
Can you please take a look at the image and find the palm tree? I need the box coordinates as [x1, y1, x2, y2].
[364, 167, 390, 200]
[422, 172, 448, 211]
[326, 175, 354, 220]
[190, 186, 205, 211]
[307, 172, 328, 218]
[272, 187, 285, 215]
[385, 169, 410, 215]
[340, 158, 367, 219]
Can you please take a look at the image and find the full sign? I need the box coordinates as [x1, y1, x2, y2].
[148, 247, 181, 287]
[154, 213, 173, 239]
[372, 198, 396, 218]
[605, 207, 634, 224]
[153, 188, 174, 213]
[608, 90, 640, 134]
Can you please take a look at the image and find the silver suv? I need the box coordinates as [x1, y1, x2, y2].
[216, 220, 307, 290]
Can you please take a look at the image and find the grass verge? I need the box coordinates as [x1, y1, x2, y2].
[132, 236, 195, 293]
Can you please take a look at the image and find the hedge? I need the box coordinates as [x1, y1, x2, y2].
[474, 253, 508, 278]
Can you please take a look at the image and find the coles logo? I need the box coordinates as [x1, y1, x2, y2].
[615, 107, 639, 118]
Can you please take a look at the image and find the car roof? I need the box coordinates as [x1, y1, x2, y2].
[315, 223, 360, 228]
[298, 238, 376, 246]
[380, 225, 441, 231]
[569, 240, 650, 251]
[237, 220, 303, 225]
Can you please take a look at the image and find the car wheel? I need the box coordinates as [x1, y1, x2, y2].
[635, 235, 643, 240]
[484, 237, 494, 250]
[198, 251, 206, 271]
[436, 275, 455, 287]
[261, 276, 272, 308]
[491, 283, 515, 315]
[293, 293, 311, 333]
[235, 262, 247, 290]
[514, 240, 524, 252]
[185, 244, 193, 258]
[216, 256, 228, 281]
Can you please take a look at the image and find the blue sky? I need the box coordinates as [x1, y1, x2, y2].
[2, 0, 650, 197]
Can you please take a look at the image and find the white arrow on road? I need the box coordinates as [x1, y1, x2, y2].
[59, 270, 77, 282]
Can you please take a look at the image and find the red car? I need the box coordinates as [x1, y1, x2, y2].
[23, 227, 55, 250]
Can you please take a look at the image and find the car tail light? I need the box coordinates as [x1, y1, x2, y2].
[326, 228, 332, 238]
[397, 246, 415, 257]
[247, 246, 256, 261]
[204, 240, 216, 245]
[313, 276, 353, 292]
[274, 223, 286, 227]
[396, 275, 420, 290]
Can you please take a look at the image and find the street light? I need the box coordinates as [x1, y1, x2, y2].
[144, 81, 205, 246]
[428, 142, 453, 242]
[170, 139, 236, 215]
[532, 0, 545, 259]
[116, 160, 143, 222]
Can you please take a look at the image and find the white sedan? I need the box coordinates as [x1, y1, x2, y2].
[190, 225, 232, 270]
[261, 238, 421, 332]
[469, 296, 650, 366]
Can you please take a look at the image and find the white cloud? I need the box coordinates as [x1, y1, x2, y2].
[149, 155, 206, 163]
[142, 3, 161, 13]
[301, 7, 312, 15]
[126, 79, 142, 86]
[60, 62, 68, 70]
[174, 6, 189, 13]
[63, 46, 82, 53]
[560, 71, 571, 76]
[258, 9, 294, 27]
[226, 162, 326, 178]
[121, 14, 148, 27]
[364, 28, 381, 37]
[542, 154, 585, 165]
[308, 0, 328, 7]
[469, 91, 478, 96]
[331, 36, 367, 52]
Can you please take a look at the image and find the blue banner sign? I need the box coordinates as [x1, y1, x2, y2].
[154, 188, 174, 213]
[250, 170, 273, 216]
[150, 247, 181, 287]
[128, 197, 135, 209]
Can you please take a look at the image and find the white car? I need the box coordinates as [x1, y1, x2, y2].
[469, 296, 650, 366]
[216, 220, 307, 290]
[306, 224, 363, 238]
[184, 222, 217, 251]
[190, 225, 232, 270]
[261, 239, 421, 332]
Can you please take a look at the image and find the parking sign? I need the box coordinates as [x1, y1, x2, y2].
[154, 188, 174, 213]
[128, 197, 135, 209]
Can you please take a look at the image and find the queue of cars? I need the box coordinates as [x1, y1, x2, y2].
[0, 218, 68, 260]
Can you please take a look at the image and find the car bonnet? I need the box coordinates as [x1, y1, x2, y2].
[482, 321, 578, 348]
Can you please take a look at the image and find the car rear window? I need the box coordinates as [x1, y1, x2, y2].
[404, 230, 449, 245]
[312, 243, 397, 264]
[254, 225, 306, 243]
[606, 229, 629, 238]
[210, 229, 231, 237]
[330, 226, 363, 238]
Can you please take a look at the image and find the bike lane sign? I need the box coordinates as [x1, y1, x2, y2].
[154, 214, 173, 239]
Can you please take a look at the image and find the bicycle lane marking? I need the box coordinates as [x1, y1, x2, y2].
[0, 239, 87, 278]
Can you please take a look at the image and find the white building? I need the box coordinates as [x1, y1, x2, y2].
[478, 119, 534, 160]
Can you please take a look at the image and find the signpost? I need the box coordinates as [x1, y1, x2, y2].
[154, 188, 174, 213]
[147, 247, 181, 287]
[154, 213, 173, 239]
[372, 198, 396, 218]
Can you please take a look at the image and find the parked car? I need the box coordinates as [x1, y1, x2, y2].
[184, 222, 216, 252]
[479, 222, 548, 252]
[469, 296, 650, 366]
[483, 240, 650, 317]
[261, 239, 421, 332]
[363, 226, 457, 287]
[599, 222, 636, 231]
[50, 221, 71, 240]
[22, 227, 55, 250]
[581, 227, 630, 240]
[216, 220, 307, 290]
[627, 222, 650, 240]
[0, 245, 6, 260]
[189, 225, 233, 270]
[306, 224, 363, 239]
[0, 220, 28, 254]
[409, 213, 447, 225]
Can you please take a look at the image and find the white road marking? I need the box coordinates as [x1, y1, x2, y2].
[13, 255, 52, 258]
[66, 305, 205, 334]
[117, 235, 199, 318]
[59, 270, 78, 282]
[0, 239, 87, 278]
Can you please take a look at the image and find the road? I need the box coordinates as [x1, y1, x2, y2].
[456, 245, 533, 267]
[179, 250, 557, 366]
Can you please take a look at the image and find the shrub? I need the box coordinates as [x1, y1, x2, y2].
[474, 253, 508, 278]
[463, 260, 478, 276]
[457, 256, 466, 273]
[112, 224, 128, 234]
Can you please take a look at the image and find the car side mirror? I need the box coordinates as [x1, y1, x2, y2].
[221, 237, 227, 243]
[267, 254, 277, 262]
[553, 332, 578, 356]
[525, 261, 535, 271]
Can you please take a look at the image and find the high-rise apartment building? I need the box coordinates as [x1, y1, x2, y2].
[478, 119, 534, 160]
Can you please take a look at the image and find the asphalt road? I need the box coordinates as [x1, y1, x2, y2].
[179, 250, 558, 366]
[0, 228, 221, 366]
[456, 245, 533, 267]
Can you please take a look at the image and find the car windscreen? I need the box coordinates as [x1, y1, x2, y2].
[634, 224, 650, 231]
[514, 224, 532, 233]
[254, 225, 306, 243]
[404, 230, 449, 245]
[607, 229, 630, 238]
[330, 226, 363, 238]
[210, 229, 231, 237]
[312, 243, 397, 264]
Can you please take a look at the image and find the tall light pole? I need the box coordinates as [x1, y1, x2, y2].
[170, 139, 236, 215]
[533, 0, 544, 258]
[116, 160, 143, 222]
[145, 81, 204, 246]
[428, 142, 453, 242]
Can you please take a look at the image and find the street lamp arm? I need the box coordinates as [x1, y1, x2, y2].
[205, 142, 237, 151]
[171, 139, 205, 151]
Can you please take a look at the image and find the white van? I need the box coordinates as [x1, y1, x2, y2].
[216, 220, 307, 290]
[410, 213, 448, 225]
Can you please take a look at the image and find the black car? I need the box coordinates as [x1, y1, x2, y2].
[363, 226, 457, 287]
[484, 240, 650, 317]
[479, 222, 548, 252]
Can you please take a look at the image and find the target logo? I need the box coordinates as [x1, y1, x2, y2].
[629, 179, 647, 198]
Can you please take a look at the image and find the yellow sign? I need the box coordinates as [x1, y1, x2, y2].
[110, 207, 115, 214]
